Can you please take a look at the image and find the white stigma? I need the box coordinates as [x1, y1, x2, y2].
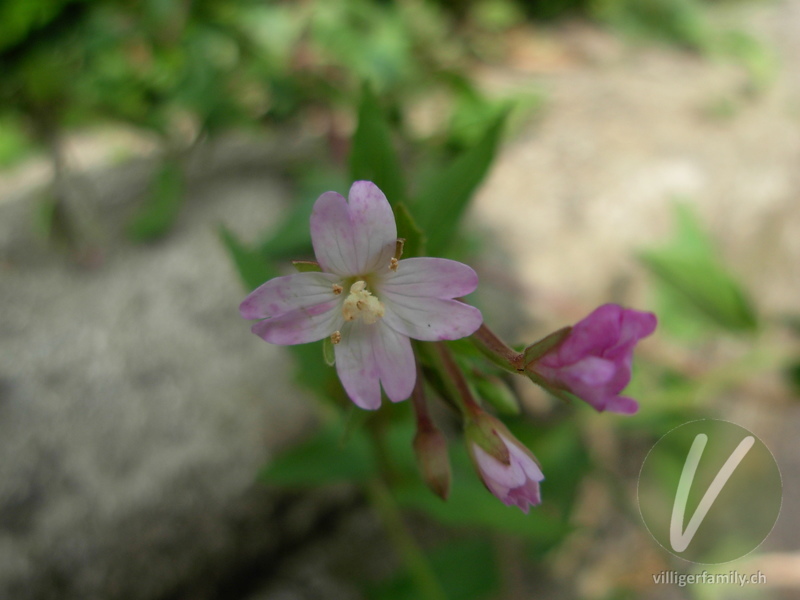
[342, 280, 385, 325]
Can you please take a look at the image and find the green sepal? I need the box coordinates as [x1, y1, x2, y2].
[525, 370, 578, 405]
[292, 259, 323, 273]
[322, 335, 336, 366]
[522, 326, 572, 365]
[464, 414, 510, 465]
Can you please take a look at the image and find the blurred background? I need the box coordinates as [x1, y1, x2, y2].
[1, 0, 799, 599]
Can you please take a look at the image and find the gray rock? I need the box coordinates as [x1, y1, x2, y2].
[0, 142, 343, 600]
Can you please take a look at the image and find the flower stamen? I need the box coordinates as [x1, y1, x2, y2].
[332, 284, 343, 295]
[389, 257, 399, 272]
[342, 280, 385, 324]
[331, 331, 342, 345]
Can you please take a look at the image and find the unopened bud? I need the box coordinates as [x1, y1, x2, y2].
[413, 425, 451, 501]
[463, 411, 510, 465]
[467, 426, 543, 513]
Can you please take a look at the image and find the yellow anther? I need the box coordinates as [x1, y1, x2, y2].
[332, 284, 343, 295]
[342, 280, 385, 324]
[330, 331, 342, 345]
[389, 257, 399, 272]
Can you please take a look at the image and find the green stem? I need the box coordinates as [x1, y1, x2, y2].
[366, 478, 448, 600]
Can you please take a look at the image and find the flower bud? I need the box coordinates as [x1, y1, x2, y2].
[413, 424, 452, 501]
[465, 412, 543, 513]
[525, 304, 656, 414]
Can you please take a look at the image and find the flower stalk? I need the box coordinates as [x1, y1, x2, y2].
[366, 477, 447, 600]
[470, 323, 524, 373]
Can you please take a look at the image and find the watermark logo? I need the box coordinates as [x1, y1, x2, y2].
[638, 419, 782, 564]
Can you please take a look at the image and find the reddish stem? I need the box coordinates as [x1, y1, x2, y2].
[433, 342, 482, 419]
[471, 323, 525, 372]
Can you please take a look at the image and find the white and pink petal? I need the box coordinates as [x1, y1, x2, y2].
[240, 271, 342, 320]
[334, 320, 382, 410]
[310, 191, 361, 276]
[309, 182, 398, 277]
[378, 257, 478, 299]
[381, 295, 483, 342]
[251, 300, 343, 345]
[370, 322, 415, 403]
[346, 181, 398, 274]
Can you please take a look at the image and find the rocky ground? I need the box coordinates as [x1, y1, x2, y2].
[1, 1, 799, 599]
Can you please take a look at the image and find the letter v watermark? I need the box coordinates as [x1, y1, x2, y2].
[670, 434, 755, 553]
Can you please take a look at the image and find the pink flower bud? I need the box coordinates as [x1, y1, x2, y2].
[528, 304, 657, 414]
[466, 415, 543, 513]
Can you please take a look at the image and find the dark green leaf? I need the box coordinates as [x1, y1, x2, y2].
[368, 538, 499, 600]
[349, 84, 407, 206]
[412, 110, 508, 256]
[259, 423, 375, 486]
[286, 341, 343, 402]
[219, 225, 277, 291]
[128, 160, 184, 241]
[257, 192, 316, 259]
[394, 202, 426, 258]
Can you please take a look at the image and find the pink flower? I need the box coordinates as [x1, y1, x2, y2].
[529, 304, 657, 414]
[469, 431, 544, 513]
[239, 181, 483, 410]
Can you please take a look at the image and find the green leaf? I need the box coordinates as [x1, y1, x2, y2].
[257, 192, 316, 259]
[219, 225, 277, 291]
[393, 201, 426, 258]
[257, 167, 349, 260]
[412, 110, 508, 256]
[128, 160, 185, 241]
[368, 538, 499, 600]
[286, 341, 343, 402]
[639, 203, 758, 332]
[349, 84, 406, 206]
[259, 423, 376, 486]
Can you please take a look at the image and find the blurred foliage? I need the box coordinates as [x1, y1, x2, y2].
[0, 0, 772, 248]
[639, 202, 758, 336]
[0, 0, 769, 162]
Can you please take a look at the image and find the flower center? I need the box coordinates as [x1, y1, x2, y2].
[342, 280, 385, 325]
